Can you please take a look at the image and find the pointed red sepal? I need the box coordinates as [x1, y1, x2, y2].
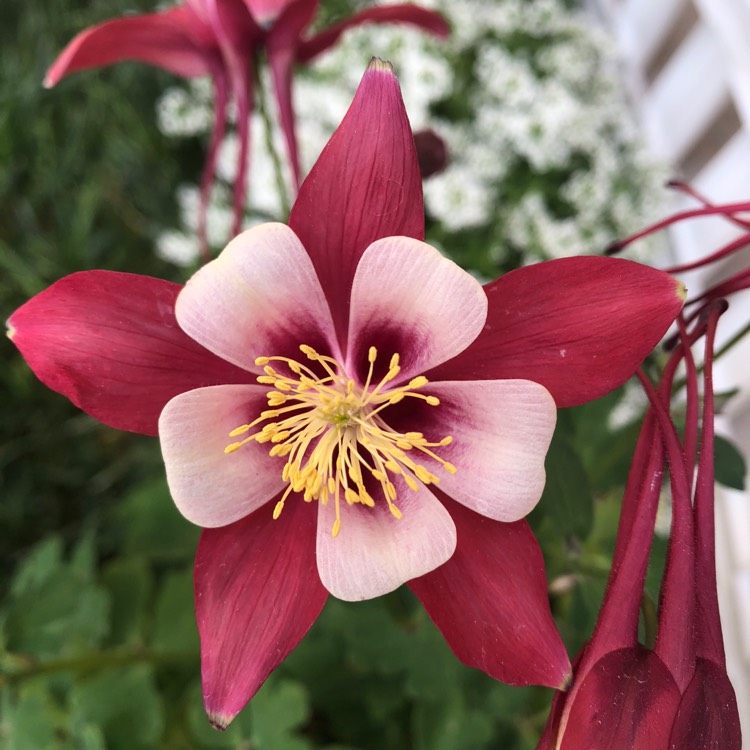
[44, 7, 214, 87]
[297, 5, 450, 63]
[668, 658, 741, 750]
[557, 646, 681, 750]
[288, 58, 424, 346]
[428, 256, 685, 408]
[408, 496, 571, 689]
[195, 496, 327, 729]
[7, 271, 251, 436]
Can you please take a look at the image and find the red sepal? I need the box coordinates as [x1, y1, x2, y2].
[409, 495, 571, 688]
[288, 58, 424, 347]
[8, 271, 251, 436]
[297, 5, 450, 63]
[195, 496, 327, 729]
[44, 7, 216, 86]
[559, 647, 681, 750]
[429, 256, 684, 407]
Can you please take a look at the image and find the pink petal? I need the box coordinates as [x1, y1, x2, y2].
[159, 385, 283, 527]
[428, 257, 685, 408]
[176, 223, 339, 370]
[44, 7, 214, 87]
[316, 481, 456, 601]
[346, 237, 487, 380]
[558, 647, 681, 750]
[288, 59, 423, 346]
[415, 379, 556, 521]
[668, 658, 741, 750]
[195, 497, 327, 729]
[7, 271, 251, 436]
[297, 5, 450, 63]
[409, 497, 571, 688]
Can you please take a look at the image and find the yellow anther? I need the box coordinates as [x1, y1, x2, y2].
[224, 345, 455, 538]
[404, 475, 419, 491]
[229, 424, 250, 437]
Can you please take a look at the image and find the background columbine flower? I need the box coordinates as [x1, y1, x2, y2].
[155, 0, 667, 270]
[46, 0, 448, 253]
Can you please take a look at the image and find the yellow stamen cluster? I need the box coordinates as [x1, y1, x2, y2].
[225, 345, 456, 537]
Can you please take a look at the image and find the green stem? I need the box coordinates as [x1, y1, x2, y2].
[255, 60, 291, 218]
[0, 648, 197, 686]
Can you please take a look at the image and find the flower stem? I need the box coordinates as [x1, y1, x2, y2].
[0, 647, 198, 686]
[673, 318, 750, 393]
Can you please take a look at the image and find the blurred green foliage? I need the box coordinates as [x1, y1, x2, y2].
[0, 2, 746, 750]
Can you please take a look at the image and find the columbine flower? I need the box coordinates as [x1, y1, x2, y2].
[10, 60, 685, 728]
[45, 0, 449, 248]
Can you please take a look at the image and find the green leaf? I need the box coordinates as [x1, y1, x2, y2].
[243, 678, 312, 750]
[100, 557, 153, 646]
[116, 478, 199, 562]
[3, 685, 61, 750]
[150, 568, 199, 654]
[714, 434, 746, 490]
[4, 536, 110, 658]
[533, 429, 593, 540]
[69, 665, 164, 750]
[9, 536, 64, 597]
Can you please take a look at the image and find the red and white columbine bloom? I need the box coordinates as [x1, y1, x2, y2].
[9, 61, 685, 728]
[160, 222, 555, 601]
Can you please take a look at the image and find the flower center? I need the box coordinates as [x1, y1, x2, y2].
[225, 345, 455, 537]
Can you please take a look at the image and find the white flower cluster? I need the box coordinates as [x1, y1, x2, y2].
[154, 0, 666, 266]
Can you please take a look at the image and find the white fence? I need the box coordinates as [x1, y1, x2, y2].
[589, 0, 750, 739]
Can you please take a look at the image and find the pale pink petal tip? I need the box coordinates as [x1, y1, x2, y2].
[367, 56, 394, 74]
[317, 484, 457, 601]
[427, 380, 556, 522]
[208, 713, 231, 731]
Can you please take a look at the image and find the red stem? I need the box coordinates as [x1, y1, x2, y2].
[693, 301, 728, 665]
